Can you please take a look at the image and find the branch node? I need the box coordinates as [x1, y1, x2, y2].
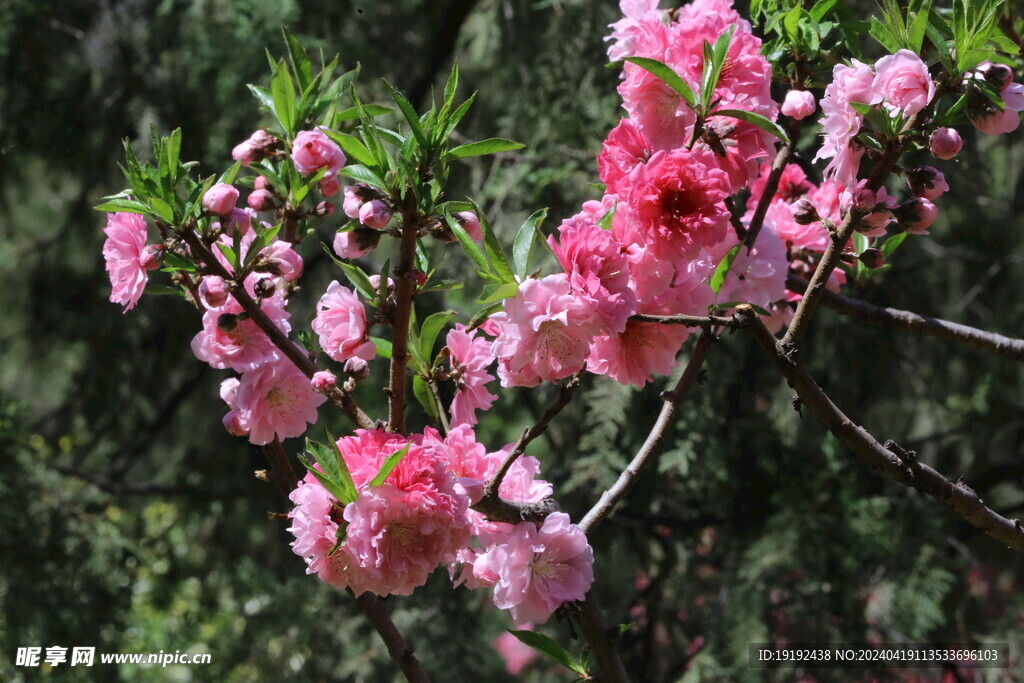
[790, 394, 803, 419]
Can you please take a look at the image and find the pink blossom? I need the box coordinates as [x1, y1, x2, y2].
[621, 148, 732, 259]
[311, 281, 376, 363]
[712, 225, 788, 309]
[597, 119, 652, 195]
[815, 60, 874, 186]
[605, 0, 667, 62]
[320, 174, 340, 198]
[333, 228, 380, 259]
[291, 129, 346, 177]
[191, 295, 290, 372]
[102, 212, 151, 312]
[587, 319, 688, 387]
[781, 90, 816, 120]
[232, 359, 326, 444]
[203, 183, 240, 216]
[446, 324, 498, 427]
[473, 512, 594, 625]
[247, 189, 274, 211]
[453, 212, 483, 241]
[310, 370, 337, 392]
[494, 630, 539, 675]
[232, 130, 276, 165]
[359, 199, 392, 230]
[491, 274, 601, 387]
[198, 276, 229, 308]
[287, 473, 341, 578]
[930, 127, 963, 159]
[907, 167, 948, 200]
[870, 50, 935, 116]
[263, 241, 304, 282]
[619, 67, 697, 150]
[972, 81, 1024, 135]
[342, 185, 364, 218]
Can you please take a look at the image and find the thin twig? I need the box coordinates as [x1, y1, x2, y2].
[353, 593, 432, 683]
[787, 275, 1024, 362]
[387, 189, 421, 433]
[743, 129, 797, 251]
[630, 313, 740, 328]
[736, 304, 1024, 553]
[580, 330, 715, 533]
[180, 231, 375, 430]
[263, 438, 299, 496]
[575, 594, 631, 683]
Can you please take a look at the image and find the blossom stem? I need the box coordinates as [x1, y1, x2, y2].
[180, 230, 375, 430]
[736, 304, 1024, 553]
[262, 438, 298, 495]
[579, 330, 715, 534]
[742, 120, 801, 252]
[629, 312, 740, 328]
[387, 189, 421, 434]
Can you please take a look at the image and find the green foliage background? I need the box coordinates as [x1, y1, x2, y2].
[1, 0, 1023, 680]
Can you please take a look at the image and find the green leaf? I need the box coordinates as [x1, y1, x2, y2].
[341, 164, 386, 188]
[413, 376, 440, 419]
[475, 205, 515, 283]
[94, 199, 152, 214]
[283, 27, 314, 91]
[435, 200, 476, 214]
[443, 61, 459, 107]
[326, 131, 376, 167]
[870, 16, 902, 52]
[446, 138, 525, 160]
[165, 128, 182, 180]
[217, 161, 242, 186]
[880, 231, 907, 257]
[784, 5, 803, 45]
[810, 0, 839, 21]
[161, 251, 196, 273]
[477, 281, 520, 304]
[446, 214, 492, 274]
[710, 244, 742, 294]
[506, 631, 588, 677]
[710, 109, 789, 143]
[908, 4, 932, 52]
[247, 84, 276, 114]
[469, 301, 505, 329]
[853, 230, 869, 255]
[335, 103, 392, 122]
[513, 208, 547, 278]
[371, 336, 393, 359]
[701, 26, 735, 107]
[382, 80, 429, 151]
[244, 223, 282, 268]
[271, 60, 298, 137]
[419, 310, 456, 363]
[149, 197, 176, 224]
[337, 260, 378, 301]
[424, 279, 464, 293]
[622, 56, 696, 108]
[368, 442, 411, 487]
[298, 459, 351, 504]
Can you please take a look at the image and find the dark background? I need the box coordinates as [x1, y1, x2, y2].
[2, 1, 1023, 680]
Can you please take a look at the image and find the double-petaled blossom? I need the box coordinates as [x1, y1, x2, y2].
[311, 281, 376, 363]
[815, 59, 874, 187]
[190, 294, 291, 372]
[446, 325, 498, 427]
[103, 212, 154, 312]
[291, 128, 346, 176]
[229, 358, 326, 444]
[870, 50, 935, 117]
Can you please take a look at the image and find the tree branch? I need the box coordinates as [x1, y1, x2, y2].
[263, 437, 299, 496]
[743, 122, 800, 250]
[786, 275, 1024, 362]
[180, 231, 375, 430]
[387, 190, 421, 433]
[580, 330, 716, 534]
[630, 312, 740, 328]
[575, 594, 631, 683]
[736, 304, 1024, 553]
[353, 593, 432, 683]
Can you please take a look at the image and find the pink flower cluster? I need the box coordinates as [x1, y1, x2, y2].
[287, 425, 594, 623]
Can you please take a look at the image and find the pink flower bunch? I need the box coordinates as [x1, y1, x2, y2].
[221, 359, 326, 445]
[446, 324, 498, 427]
[969, 61, 1024, 135]
[311, 281, 376, 364]
[815, 59, 874, 187]
[103, 212, 156, 311]
[191, 294, 291, 372]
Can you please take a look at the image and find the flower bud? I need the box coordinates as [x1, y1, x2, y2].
[320, 174, 340, 198]
[203, 183, 240, 216]
[253, 277, 276, 299]
[343, 357, 371, 381]
[792, 198, 820, 225]
[907, 166, 949, 200]
[222, 409, 248, 437]
[333, 227, 381, 259]
[368, 274, 396, 295]
[781, 90, 816, 120]
[139, 244, 165, 270]
[199, 276, 229, 308]
[859, 247, 885, 269]
[310, 370, 337, 393]
[253, 175, 269, 190]
[929, 127, 963, 160]
[342, 185, 365, 219]
[359, 199, 393, 230]
[981, 62, 1014, 91]
[412, 269, 428, 287]
[453, 211, 483, 241]
[247, 189, 275, 211]
[217, 312, 240, 333]
[223, 208, 254, 236]
[314, 201, 335, 217]
[896, 198, 938, 234]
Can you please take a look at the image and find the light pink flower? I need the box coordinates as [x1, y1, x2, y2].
[312, 281, 376, 363]
[491, 274, 601, 387]
[621, 148, 732, 259]
[333, 228, 380, 259]
[190, 295, 290, 372]
[232, 359, 326, 444]
[446, 324, 498, 427]
[712, 224, 788, 309]
[781, 90, 816, 119]
[203, 183, 239, 216]
[815, 60, 874, 186]
[310, 370, 336, 392]
[619, 67, 697, 150]
[263, 241, 303, 282]
[287, 472, 342, 579]
[870, 50, 935, 116]
[291, 129, 346, 177]
[103, 212, 151, 312]
[473, 512, 594, 625]
[605, 0, 667, 62]
[494, 629, 539, 675]
[930, 127, 963, 159]
[972, 81, 1024, 135]
[587, 319, 689, 387]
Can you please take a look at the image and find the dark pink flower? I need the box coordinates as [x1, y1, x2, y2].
[446, 324, 497, 427]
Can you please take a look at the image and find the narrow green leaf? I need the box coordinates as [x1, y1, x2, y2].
[271, 60, 297, 136]
[784, 5, 803, 45]
[149, 197, 176, 224]
[337, 261, 378, 301]
[341, 164, 386, 188]
[446, 138, 525, 160]
[424, 279, 464, 293]
[710, 244, 742, 294]
[908, 4, 932, 52]
[371, 336, 393, 359]
[477, 281, 520, 304]
[335, 103, 392, 123]
[622, 56, 696, 108]
[217, 161, 242, 186]
[283, 27, 314, 91]
[506, 631, 587, 676]
[512, 208, 548, 278]
[444, 61, 459, 107]
[446, 214, 492, 274]
[870, 16, 902, 52]
[94, 199, 152, 215]
[413, 375, 440, 419]
[165, 128, 182, 180]
[436, 200, 476, 214]
[382, 80, 429, 150]
[325, 131, 376, 167]
[326, 435, 359, 503]
[161, 251, 196, 273]
[469, 301, 505, 329]
[419, 310, 456, 363]
[810, 0, 839, 21]
[247, 84, 276, 113]
[298, 459, 351, 504]
[475, 206, 515, 283]
[368, 442, 411, 487]
[710, 109, 789, 143]
[880, 231, 907, 257]
[701, 26, 735, 106]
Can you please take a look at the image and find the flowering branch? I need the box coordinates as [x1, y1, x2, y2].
[574, 597, 631, 683]
[180, 230, 375, 430]
[737, 304, 1024, 553]
[630, 312, 741, 328]
[579, 330, 716, 533]
[352, 593, 431, 683]
[786, 275, 1024, 362]
[742, 118, 803, 251]
[387, 190, 422, 434]
[262, 438, 299, 495]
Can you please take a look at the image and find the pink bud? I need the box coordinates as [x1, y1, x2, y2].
[343, 357, 370, 380]
[781, 90, 816, 120]
[454, 211, 482, 241]
[247, 189, 275, 211]
[291, 129, 346, 177]
[333, 228, 380, 259]
[900, 198, 938, 234]
[359, 200, 392, 230]
[412, 269, 428, 286]
[368, 274, 395, 294]
[199, 276, 229, 308]
[859, 247, 885, 269]
[930, 128, 963, 160]
[314, 201, 335, 217]
[907, 166, 949, 200]
[203, 183, 240, 216]
[310, 370, 337, 393]
[253, 175, 269, 190]
[223, 208, 254, 236]
[222, 409, 248, 436]
[139, 244, 164, 270]
[320, 174, 340, 198]
[231, 140, 258, 165]
[342, 185, 364, 219]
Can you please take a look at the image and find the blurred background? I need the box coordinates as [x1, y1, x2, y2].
[1, 0, 1023, 680]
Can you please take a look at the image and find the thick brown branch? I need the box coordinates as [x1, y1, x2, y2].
[787, 275, 1024, 362]
[353, 593, 431, 683]
[387, 191, 421, 433]
[580, 330, 715, 533]
[263, 438, 299, 496]
[181, 231, 374, 430]
[737, 305, 1024, 553]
